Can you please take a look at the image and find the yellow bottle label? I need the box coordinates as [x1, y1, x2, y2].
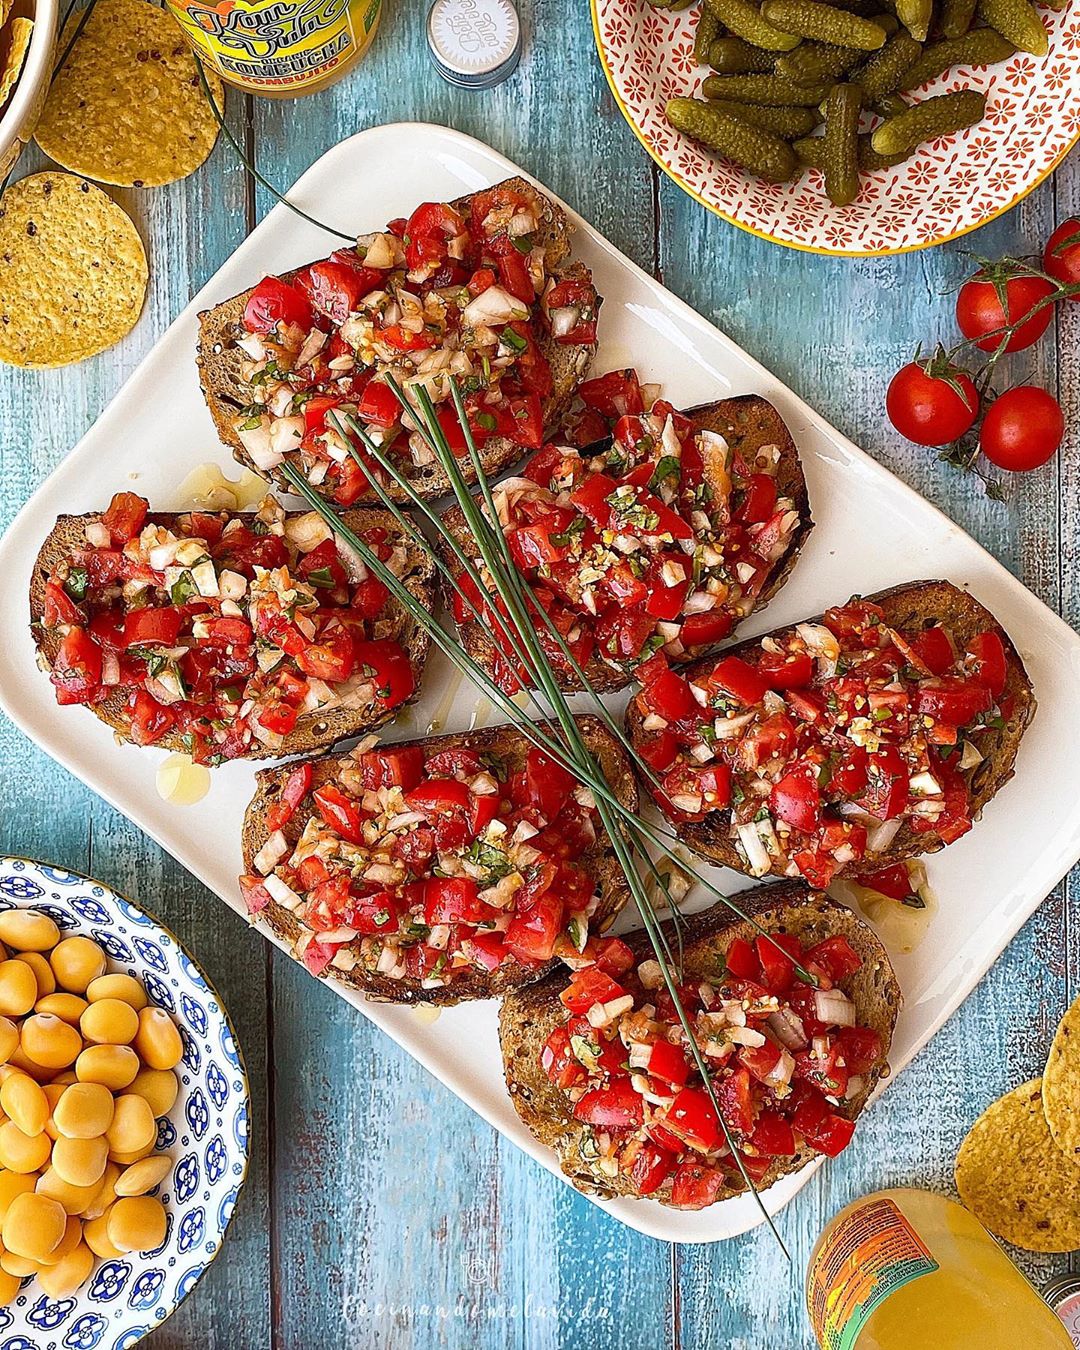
[808, 1197, 939, 1350]
[166, 0, 382, 92]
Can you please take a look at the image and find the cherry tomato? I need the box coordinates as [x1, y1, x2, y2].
[980, 386, 1064, 471]
[1043, 217, 1080, 296]
[886, 361, 979, 447]
[955, 271, 1057, 353]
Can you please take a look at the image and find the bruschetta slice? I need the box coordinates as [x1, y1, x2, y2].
[625, 580, 1035, 886]
[197, 176, 600, 507]
[440, 390, 812, 693]
[239, 717, 638, 1003]
[30, 492, 434, 763]
[500, 883, 900, 1209]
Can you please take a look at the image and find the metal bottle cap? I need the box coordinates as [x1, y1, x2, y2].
[426, 0, 522, 90]
[1043, 1274, 1080, 1347]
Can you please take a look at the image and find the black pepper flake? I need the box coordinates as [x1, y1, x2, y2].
[25, 222, 35, 236]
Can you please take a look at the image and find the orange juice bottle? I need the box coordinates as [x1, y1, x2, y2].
[806, 1189, 1072, 1348]
[165, 0, 383, 97]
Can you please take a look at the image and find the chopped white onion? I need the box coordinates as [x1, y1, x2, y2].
[767, 1007, 808, 1051]
[814, 988, 856, 1028]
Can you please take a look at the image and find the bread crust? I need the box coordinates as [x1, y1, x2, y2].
[625, 579, 1037, 876]
[240, 715, 640, 1004]
[29, 507, 435, 760]
[196, 177, 598, 506]
[499, 882, 901, 1207]
[439, 394, 813, 693]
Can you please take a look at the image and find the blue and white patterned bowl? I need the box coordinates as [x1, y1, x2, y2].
[0, 858, 250, 1350]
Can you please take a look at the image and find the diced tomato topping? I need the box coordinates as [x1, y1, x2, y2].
[574, 1078, 643, 1129]
[359, 744, 425, 790]
[966, 630, 1007, 699]
[542, 1026, 587, 1089]
[313, 784, 368, 845]
[50, 627, 102, 705]
[560, 967, 626, 1013]
[102, 492, 148, 546]
[670, 1162, 724, 1209]
[708, 656, 768, 707]
[243, 275, 313, 335]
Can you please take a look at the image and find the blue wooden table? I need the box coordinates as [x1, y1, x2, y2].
[1, 2, 1076, 1344]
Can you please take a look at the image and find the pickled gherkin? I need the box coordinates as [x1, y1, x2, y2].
[702, 71, 833, 102]
[941, 0, 978, 37]
[899, 29, 1015, 90]
[704, 0, 803, 50]
[761, 0, 889, 47]
[708, 36, 777, 70]
[894, 0, 932, 39]
[695, 6, 722, 63]
[870, 88, 986, 154]
[851, 30, 921, 98]
[665, 98, 799, 181]
[976, 0, 1048, 54]
[777, 39, 864, 83]
[702, 96, 822, 134]
[822, 82, 863, 203]
[872, 91, 910, 117]
[794, 131, 913, 168]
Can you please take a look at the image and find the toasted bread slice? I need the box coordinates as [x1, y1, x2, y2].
[626, 579, 1036, 876]
[196, 177, 598, 506]
[500, 883, 901, 1206]
[440, 395, 813, 693]
[30, 507, 435, 760]
[241, 715, 639, 1004]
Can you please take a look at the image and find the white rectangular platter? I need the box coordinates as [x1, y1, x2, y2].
[3, 123, 1080, 1243]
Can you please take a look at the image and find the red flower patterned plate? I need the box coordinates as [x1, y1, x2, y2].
[591, 0, 1080, 254]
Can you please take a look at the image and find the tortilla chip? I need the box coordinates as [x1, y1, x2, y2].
[0, 17, 32, 109]
[0, 172, 147, 368]
[1044, 995, 1080, 1163]
[955, 1079, 1080, 1252]
[33, 0, 222, 188]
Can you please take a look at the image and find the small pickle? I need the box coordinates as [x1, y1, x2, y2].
[708, 36, 776, 70]
[794, 131, 915, 168]
[900, 28, 1015, 89]
[941, 0, 978, 36]
[665, 98, 799, 182]
[702, 72, 832, 102]
[872, 92, 910, 117]
[704, 0, 803, 49]
[870, 88, 987, 155]
[647, 0, 695, 9]
[760, 0, 889, 48]
[977, 0, 1048, 47]
[894, 0, 932, 38]
[851, 30, 922, 98]
[776, 39, 864, 83]
[702, 95, 822, 135]
[695, 5, 722, 64]
[822, 82, 863, 204]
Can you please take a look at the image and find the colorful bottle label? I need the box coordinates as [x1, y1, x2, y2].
[166, 0, 382, 92]
[808, 1197, 940, 1350]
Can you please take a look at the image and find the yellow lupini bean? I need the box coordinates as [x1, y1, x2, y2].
[0, 1019, 17, 1066]
[108, 1142, 156, 1167]
[40, 1214, 81, 1264]
[82, 1163, 119, 1221]
[80, 998, 138, 1047]
[107, 1195, 166, 1254]
[35, 994, 87, 1026]
[0, 1250, 41, 1277]
[0, 911, 59, 954]
[75, 1044, 139, 1091]
[105, 1095, 155, 1156]
[83, 1211, 121, 1259]
[133, 1007, 183, 1071]
[0, 1074, 48, 1136]
[49, 938, 107, 994]
[0, 1170, 36, 1217]
[114, 1154, 171, 1197]
[42, 1082, 65, 1141]
[0, 1267, 20, 1306]
[21, 1014, 82, 1071]
[38, 1241, 94, 1297]
[0, 961, 39, 1017]
[86, 974, 147, 1011]
[128, 1068, 178, 1118]
[2, 1190, 66, 1260]
[54, 1082, 114, 1140]
[8, 1046, 55, 1084]
[51, 1136, 107, 1188]
[36, 1167, 101, 1216]
[13, 953, 55, 999]
[0, 1121, 51, 1173]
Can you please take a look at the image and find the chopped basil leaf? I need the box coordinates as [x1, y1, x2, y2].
[306, 567, 336, 590]
[170, 571, 198, 605]
[501, 326, 528, 353]
[648, 455, 681, 493]
[64, 568, 89, 601]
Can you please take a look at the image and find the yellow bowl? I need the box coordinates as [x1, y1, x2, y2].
[0, 0, 59, 183]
